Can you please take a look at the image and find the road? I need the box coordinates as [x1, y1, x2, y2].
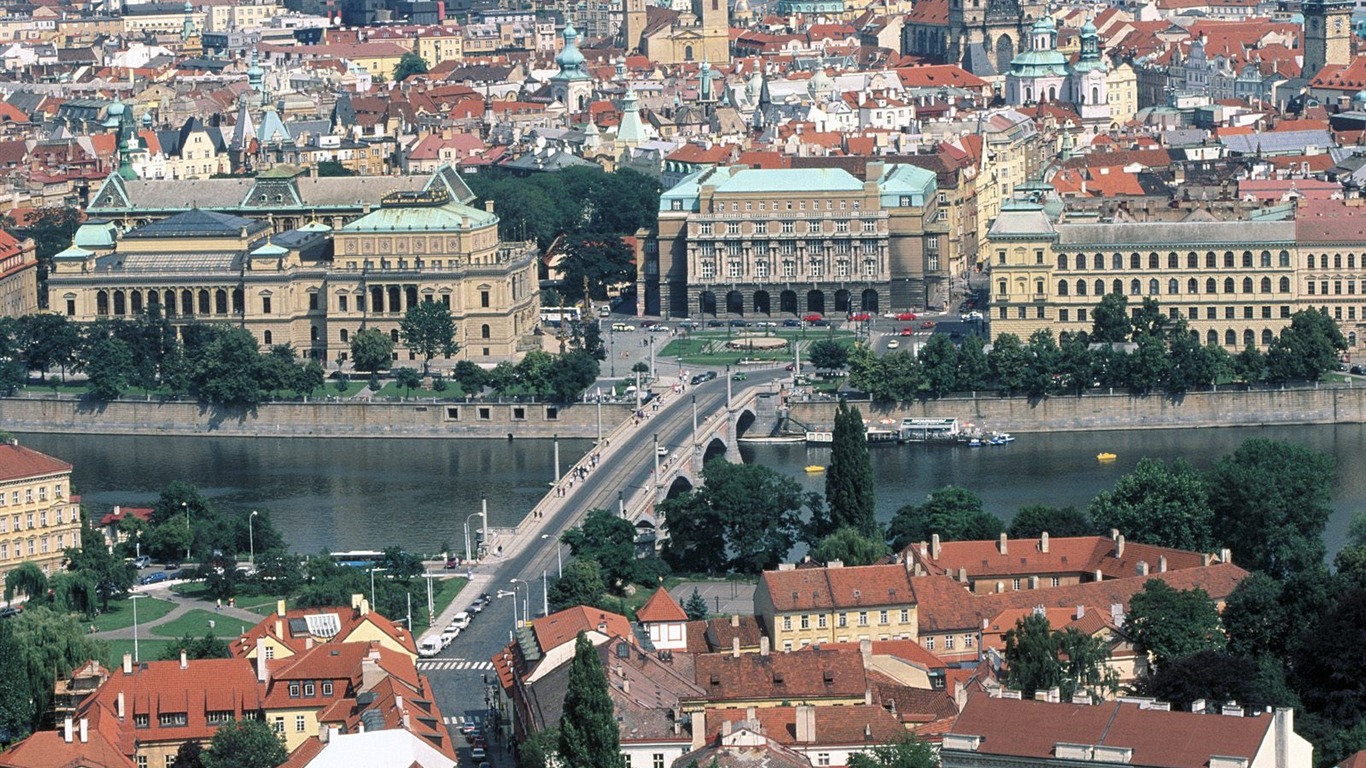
[423, 367, 787, 766]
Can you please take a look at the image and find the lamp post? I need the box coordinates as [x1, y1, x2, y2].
[248, 510, 258, 567]
[508, 580, 529, 628]
[370, 566, 388, 611]
[540, 534, 563, 578]
[130, 593, 147, 662]
[497, 589, 518, 632]
[182, 502, 190, 562]
[464, 509, 487, 563]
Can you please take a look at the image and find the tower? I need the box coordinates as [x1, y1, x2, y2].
[549, 22, 593, 114]
[1303, 0, 1353, 81]
[1070, 17, 1110, 129]
[624, 0, 646, 54]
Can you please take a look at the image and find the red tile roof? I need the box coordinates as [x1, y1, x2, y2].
[99, 507, 152, 527]
[1295, 198, 1366, 242]
[0, 442, 70, 482]
[760, 563, 917, 612]
[233, 602, 414, 659]
[531, 605, 634, 652]
[691, 647, 868, 703]
[907, 535, 1213, 582]
[706, 703, 904, 746]
[0, 728, 133, 768]
[638, 588, 688, 623]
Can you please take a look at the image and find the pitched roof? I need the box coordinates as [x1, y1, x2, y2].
[760, 563, 916, 612]
[907, 535, 1214, 581]
[706, 703, 905, 746]
[691, 647, 868, 703]
[0, 442, 71, 481]
[638, 588, 688, 623]
[950, 695, 1279, 768]
[0, 728, 133, 768]
[531, 606, 634, 652]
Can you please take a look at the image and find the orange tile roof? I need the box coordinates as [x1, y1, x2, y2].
[706, 703, 905, 746]
[233, 602, 414, 660]
[0, 442, 70, 481]
[531, 605, 633, 652]
[638, 588, 688, 623]
[760, 563, 917, 612]
[692, 646, 868, 703]
[0, 728, 133, 768]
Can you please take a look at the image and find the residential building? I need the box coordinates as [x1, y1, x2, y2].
[688, 645, 870, 708]
[695, 703, 909, 767]
[97, 506, 152, 554]
[943, 693, 1312, 768]
[637, 588, 690, 651]
[232, 596, 417, 663]
[645, 163, 942, 319]
[753, 562, 918, 650]
[0, 440, 79, 586]
[50, 167, 541, 363]
[0, 230, 37, 317]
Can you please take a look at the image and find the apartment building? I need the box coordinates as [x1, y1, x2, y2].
[0, 441, 80, 587]
[753, 562, 918, 650]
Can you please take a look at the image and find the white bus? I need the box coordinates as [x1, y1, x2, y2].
[540, 308, 582, 327]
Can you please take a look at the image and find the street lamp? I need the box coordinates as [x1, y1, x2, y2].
[248, 510, 259, 567]
[182, 502, 190, 562]
[508, 579, 529, 628]
[464, 509, 487, 563]
[129, 593, 147, 662]
[370, 567, 388, 611]
[540, 534, 563, 578]
[497, 589, 519, 632]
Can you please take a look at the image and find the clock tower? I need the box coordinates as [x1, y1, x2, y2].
[1303, 0, 1353, 81]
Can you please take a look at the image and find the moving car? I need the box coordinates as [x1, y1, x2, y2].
[920, 320, 937, 329]
[731, 372, 747, 381]
[679, 321, 700, 330]
[900, 327, 914, 336]
[782, 319, 801, 327]
[802, 313, 823, 322]
[444, 558, 460, 569]
[610, 322, 636, 332]
[139, 571, 168, 586]
[887, 340, 900, 349]
[656, 445, 669, 456]
[848, 312, 871, 322]
[897, 312, 918, 321]
[729, 319, 748, 327]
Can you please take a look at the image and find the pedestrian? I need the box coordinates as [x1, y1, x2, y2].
[216, 598, 221, 612]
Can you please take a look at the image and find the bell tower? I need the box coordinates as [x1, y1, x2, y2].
[624, 0, 646, 54]
[1303, 0, 1353, 81]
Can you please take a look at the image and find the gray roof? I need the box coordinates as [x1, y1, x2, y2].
[1056, 220, 1296, 247]
[1219, 129, 1334, 155]
[989, 204, 1055, 239]
[124, 209, 269, 239]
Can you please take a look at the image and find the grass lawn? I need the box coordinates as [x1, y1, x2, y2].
[152, 608, 253, 639]
[105, 638, 172, 666]
[413, 577, 466, 634]
[375, 381, 466, 400]
[661, 329, 856, 366]
[91, 596, 177, 632]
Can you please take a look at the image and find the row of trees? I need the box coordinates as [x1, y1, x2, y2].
[847, 298, 1346, 402]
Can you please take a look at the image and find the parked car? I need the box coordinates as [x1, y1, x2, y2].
[887, 340, 900, 349]
[610, 322, 636, 332]
[1353, 365, 1366, 375]
[469, 600, 485, 614]
[802, 313, 823, 322]
[139, 571, 168, 586]
[418, 637, 442, 658]
[732, 372, 747, 381]
[439, 628, 459, 647]
[460, 723, 479, 737]
[756, 321, 777, 328]
[471, 747, 487, 761]
[444, 558, 460, 569]
[450, 611, 472, 629]
[679, 320, 700, 330]
[849, 312, 871, 322]
[132, 556, 151, 569]
[729, 319, 748, 327]
[965, 311, 983, 321]
[896, 312, 918, 321]
[0, 606, 22, 620]
[810, 320, 830, 327]
[707, 319, 724, 327]
[782, 319, 801, 327]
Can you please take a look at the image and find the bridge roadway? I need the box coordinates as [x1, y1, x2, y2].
[419, 366, 789, 755]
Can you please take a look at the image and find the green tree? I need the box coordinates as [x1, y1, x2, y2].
[17, 313, 80, 381]
[393, 367, 422, 397]
[917, 334, 958, 397]
[158, 632, 231, 660]
[393, 51, 428, 81]
[559, 233, 635, 302]
[548, 350, 600, 402]
[1266, 308, 1346, 383]
[187, 326, 265, 407]
[0, 621, 31, 743]
[1130, 297, 1168, 340]
[1125, 332, 1169, 393]
[169, 741, 205, 768]
[846, 734, 938, 768]
[1165, 319, 1214, 393]
[658, 492, 728, 575]
[64, 525, 135, 612]
[14, 206, 81, 308]
[1007, 505, 1093, 538]
[296, 360, 324, 396]
[1220, 572, 1288, 659]
[683, 587, 708, 621]
[350, 328, 393, 375]
[561, 508, 641, 589]
[887, 486, 1002, 551]
[201, 718, 287, 768]
[1124, 579, 1226, 668]
[313, 161, 356, 177]
[256, 344, 298, 399]
[808, 339, 849, 370]
[1088, 458, 1213, 551]
[955, 334, 990, 391]
[661, 460, 803, 574]
[1206, 438, 1335, 580]
[400, 301, 457, 374]
[3, 561, 47, 603]
[1003, 613, 1116, 701]
[1291, 589, 1366, 742]
[810, 525, 889, 566]
[518, 726, 560, 768]
[825, 400, 877, 537]
[548, 558, 607, 612]
[987, 333, 1029, 395]
[8, 606, 107, 732]
[1233, 344, 1267, 383]
[453, 360, 488, 393]
[146, 520, 193, 563]
[558, 632, 622, 768]
[1137, 650, 1295, 711]
[1056, 332, 1095, 395]
[1090, 294, 1132, 343]
[82, 334, 135, 401]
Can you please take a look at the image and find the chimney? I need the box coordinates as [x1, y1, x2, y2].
[1158, 556, 1168, 573]
[998, 533, 1008, 555]
[80, 719, 88, 743]
[622, 678, 630, 694]
[1040, 532, 1049, 553]
[859, 638, 872, 668]
[1094, 569, 1103, 581]
[731, 614, 739, 628]
[795, 704, 816, 743]
[116, 692, 125, 720]
[931, 533, 941, 560]
[360, 598, 370, 617]
[484, 200, 495, 213]
[760, 636, 770, 656]
[122, 653, 132, 675]
[1222, 702, 1244, 717]
[255, 637, 269, 683]
[1114, 534, 1125, 558]
[63, 716, 73, 743]
[306, 638, 314, 650]
[957, 566, 967, 582]
[1075, 605, 1085, 620]
[1192, 699, 1207, 714]
[180, 650, 188, 670]
[1221, 548, 1232, 564]
[1275, 708, 1294, 768]
[732, 637, 740, 658]
[691, 711, 707, 751]
[277, 599, 286, 617]
[827, 559, 843, 569]
[275, 619, 283, 638]
[1137, 560, 1149, 576]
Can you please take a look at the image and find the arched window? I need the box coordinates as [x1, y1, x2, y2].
[1129, 279, 1140, 295]
[390, 329, 400, 343]
[684, 45, 694, 60]
[1095, 279, 1105, 296]
[1076, 254, 1086, 271]
[1242, 251, 1253, 267]
[481, 324, 491, 339]
[1148, 253, 1159, 269]
[1113, 253, 1123, 270]
[1077, 279, 1088, 296]
[1168, 253, 1178, 269]
[1187, 253, 1198, 269]
[1279, 250, 1291, 266]
[1091, 86, 1099, 104]
[263, 330, 273, 345]
[1130, 253, 1141, 269]
[1306, 254, 1315, 269]
[1225, 329, 1237, 346]
[1058, 254, 1069, 270]
[1224, 251, 1235, 268]
[1058, 280, 1069, 296]
[1279, 277, 1290, 293]
[1092, 254, 1104, 271]
[1148, 278, 1159, 295]
[1207, 330, 1218, 346]
[1223, 277, 1235, 293]
[1206, 252, 1217, 268]
[96, 291, 108, 316]
[1112, 279, 1123, 294]
[1262, 329, 1274, 346]
[1243, 329, 1255, 347]
[1188, 278, 1199, 294]
[1242, 277, 1253, 293]
[1206, 278, 1217, 293]
[1261, 250, 1272, 267]
[1261, 277, 1272, 293]
[1168, 278, 1179, 294]
[340, 329, 349, 343]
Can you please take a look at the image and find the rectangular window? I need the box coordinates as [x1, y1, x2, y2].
[134, 714, 149, 729]
[339, 295, 348, 312]
[1012, 578, 1022, 590]
[800, 615, 809, 630]
[899, 609, 910, 623]
[817, 614, 827, 628]
[700, 223, 712, 235]
[964, 634, 975, 648]
[304, 682, 315, 697]
[837, 612, 847, 627]
[158, 713, 187, 727]
[726, 222, 739, 235]
[817, 754, 831, 767]
[858, 612, 868, 626]
[296, 716, 306, 733]
[262, 296, 272, 314]
[879, 610, 889, 625]
[273, 717, 285, 734]
[781, 221, 793, 234]
[945, 635, 955, 650]
[782, 616, 792, 631]
[138, 757, 148, 768]
[1059, 308, 1069, 322]
[322, 682, 333, 696]
[481, 290, 491, 308]
[755, 221, 767, 235]
[653, 755, 665, 768]
[289, 683, 300, 698]
[308, 293, 319, 310]
[925, 637, 935, 650]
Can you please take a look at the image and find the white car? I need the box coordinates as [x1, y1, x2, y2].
[418, 637, 442, 657]
[887, 340, 900, 349]
[440, 628, 459, 646]
[656, 445, 669, 456]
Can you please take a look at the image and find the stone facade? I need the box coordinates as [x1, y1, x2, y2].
[0, 441, 80, 587]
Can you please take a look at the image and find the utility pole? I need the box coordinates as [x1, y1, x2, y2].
[653, 432, 661, 490]
[691, 394, 699, 452]
[726, 364, 733, 411]
[553, 434, 561, 483]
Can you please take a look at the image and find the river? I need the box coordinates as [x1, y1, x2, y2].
[15, 424, 1361, 557]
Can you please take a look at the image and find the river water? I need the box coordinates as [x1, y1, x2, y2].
[14, 424, 1361, 557]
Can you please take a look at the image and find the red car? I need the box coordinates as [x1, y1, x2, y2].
[849, 312, 871, 322]
[802, 313, 823, 322]
[920, 320, 937, 329]
[896, 312, 918, 321]
[900, 327, 914, 336]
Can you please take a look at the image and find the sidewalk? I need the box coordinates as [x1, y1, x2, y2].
[96, 585, 263, 641]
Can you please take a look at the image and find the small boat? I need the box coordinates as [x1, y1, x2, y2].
[967, 439, 984, 447]
[805, 465, 825, 473]
[1097, 452, 1117, 462]
[996, 433, 1015, 443]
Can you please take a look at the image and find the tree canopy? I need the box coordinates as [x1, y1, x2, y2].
[399, 301, 457, 374]
[824, 400, 877, 538]
[1123, 580, 1226, 668]
[886, 486, 1002, 551]
[660, 459, 804, 574]
[1007, 505, 1094, 539]
[1003, 613, 1117, 701]
[558, 632, 622, 768]
[350, 328, 394, 374]
[201, 719, 287, 768]
[1088, 458, 1214, 552]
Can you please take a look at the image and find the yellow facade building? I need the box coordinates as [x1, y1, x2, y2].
[0, 440, 80, 588]
[754, 562, 919, 651]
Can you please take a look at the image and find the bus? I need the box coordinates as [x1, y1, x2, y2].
[540, 308, 582, 328]
[330, 550, 384, 568]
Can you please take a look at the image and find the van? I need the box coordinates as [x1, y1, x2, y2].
[611, 322, 636, 332]
[450, 611, 472, 630]
[418, 637, 443, 658]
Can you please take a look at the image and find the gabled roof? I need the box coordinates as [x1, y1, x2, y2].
[760, 563, 916, 612]
[691, 646, 868, 703]
[0, 442, 71, 481]
[907, 534, 1214, 581]
[531, 606, 634, 653]
[638, 588, 688, 623]
[0, 728, 133, 768]
[123, 209, 268, 240]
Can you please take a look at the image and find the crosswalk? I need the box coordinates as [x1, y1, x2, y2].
[418, 659, 494, 671]
[442, 715, 483, 726]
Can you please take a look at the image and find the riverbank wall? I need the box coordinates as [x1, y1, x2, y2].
[787, 385, 1366, 433]
[0, 396, 637, 439]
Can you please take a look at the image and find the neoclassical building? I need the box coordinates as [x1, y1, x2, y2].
[623, 0, 729, 66]
[50, 169, 541, 364]
[1004, 17, 1111, 131]
[903, 0, 1044, 77]
[643, 163, 945, 319]
[986, 198, 1366, 353]
[0, 441, 81, 587]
